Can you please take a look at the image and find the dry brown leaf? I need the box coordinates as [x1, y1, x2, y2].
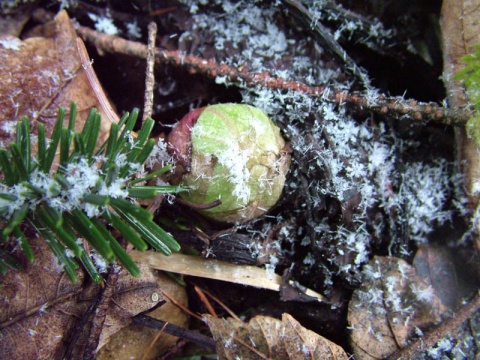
[0, 235, 85, 359]
[0, 11, 31, 37]
[0, 233, 185, 359]
[348, 256, 447, 360]
[441, 0, 480, 80]
[96, 272, 189, 360]
[94, 264, 166, 351]
[413, 245, 460, 310]
[204, 313, 348, 360]
[0, 10, 116, 151]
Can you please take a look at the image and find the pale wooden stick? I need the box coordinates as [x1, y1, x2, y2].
[76, 37, 120, 125]
[130, 251, 327, 302]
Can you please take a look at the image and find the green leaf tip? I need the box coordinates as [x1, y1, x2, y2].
[0, 102, 185, 283]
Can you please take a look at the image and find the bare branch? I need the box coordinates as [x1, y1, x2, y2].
[142, 22, 157, 122]
[75, 25, 471, 126]
[387, 291, 480, 360]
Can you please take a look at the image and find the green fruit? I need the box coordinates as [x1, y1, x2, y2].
[168, 103, 290, 223]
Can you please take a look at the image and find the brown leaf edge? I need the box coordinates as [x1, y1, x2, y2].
[204, 313, 348, 360]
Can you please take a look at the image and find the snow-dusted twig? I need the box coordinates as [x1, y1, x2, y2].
[387, 290, 480, 360]
[142, 22, 157, 122]
[75, 25, 471, 125]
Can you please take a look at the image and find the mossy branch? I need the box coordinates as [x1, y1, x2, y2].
[453, 44, 480, 145]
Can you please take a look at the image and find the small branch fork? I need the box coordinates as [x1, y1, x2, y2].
[75, 25, 471, 126]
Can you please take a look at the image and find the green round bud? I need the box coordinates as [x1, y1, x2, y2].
[168, 103, 290, 223]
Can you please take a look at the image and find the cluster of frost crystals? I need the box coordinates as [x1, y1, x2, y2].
[42, 157, 128, 218]
[146, 137, 174, 169]
[176, 0, 461, 285]
[181, 0, 338, 85]
[397, 161, 453, 243]
[412, 332, 477, 360]
[246, 86, 457, 282]
[307, 0, 396, 50]
[87, 11, 119, 35]
[0, 36, 24, 51]
[189, 1, 286, 59]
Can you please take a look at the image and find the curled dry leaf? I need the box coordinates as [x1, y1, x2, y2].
[204, 313, 348, 360]
[348, 256, 447, 360]
[0, 10, 116, 150]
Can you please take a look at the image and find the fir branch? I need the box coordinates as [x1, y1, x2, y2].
[69, 17, 471, 125]
[0, 103, 185, 283]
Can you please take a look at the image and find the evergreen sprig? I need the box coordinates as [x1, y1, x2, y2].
[454, 44, 480, 145]
[0, 103, 184, 283]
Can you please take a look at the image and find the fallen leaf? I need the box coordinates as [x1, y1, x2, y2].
[94, 264, 166, 351]
[441, 0, 480, 77]
[0, 11, 30, 37]
[413, 244, 460, 309]
[0, 235, 85, 359]
[0, 233, 185, 359]
[204, 313, 348, 360]
[348, 256, 446, 360]
[0, 10, 116, 152]
[96, 272, 189, 360]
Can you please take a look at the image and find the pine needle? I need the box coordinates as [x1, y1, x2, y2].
[0, 103, 185, 283]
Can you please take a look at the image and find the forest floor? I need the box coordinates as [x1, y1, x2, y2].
[1, 1, 480, 359]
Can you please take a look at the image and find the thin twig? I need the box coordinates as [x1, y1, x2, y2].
[198, 286, 242, 321]
[75, 25, 471, 125]
[83, 267, 120, 360]
[143, 22, 157, 122]
[194, 285, 218, 318]
[64, 287, 102, 359]
[133, 314, 217, 351]
[142, 321, 168, 360]
[387, 290, 480, 360]
[0, 287, 83, 330]
[161, 288, 204, 321]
